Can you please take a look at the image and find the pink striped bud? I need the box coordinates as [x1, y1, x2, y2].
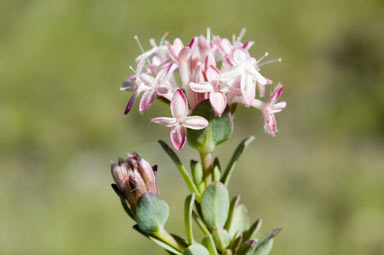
[111, 152, 159, 212]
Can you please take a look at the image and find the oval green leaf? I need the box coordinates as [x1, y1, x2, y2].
[187, 100, 233, 154]
[201, 182, 230, 229]
[135, 193, 169, 233]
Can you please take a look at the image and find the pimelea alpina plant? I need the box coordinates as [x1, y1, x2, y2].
[111, 28, 286, 255]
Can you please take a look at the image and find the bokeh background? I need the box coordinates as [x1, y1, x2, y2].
[1, 0, 383, 254]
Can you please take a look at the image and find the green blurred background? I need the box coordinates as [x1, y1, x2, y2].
[1, 0, 383, 254]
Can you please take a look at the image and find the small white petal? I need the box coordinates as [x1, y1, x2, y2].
[182, 116, 209, 130]
[151, 117, 177, 127]
[189, 82, 214, 93]
[171, 89, 189, 118]
[170, 125, 186, 151]
[210, 92, 227, 116]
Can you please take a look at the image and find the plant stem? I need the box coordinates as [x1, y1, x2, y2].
[200, 152, 213, 187]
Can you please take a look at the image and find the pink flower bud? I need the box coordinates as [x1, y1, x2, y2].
[111, 153, 159, 212]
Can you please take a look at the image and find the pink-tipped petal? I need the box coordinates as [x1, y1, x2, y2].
[182, 116, 209, 130]
[241, 74, 255, 106]
[171, 89, 189, 118]
[269, 84, 284, 104]
[210, 91, 227, 116]
[124, 92, 138, 114]
[189, 82, 214, 93]
[139, 90, 156, 112]
[264, 111, 277, 136]
[170, 125, 186, 151]
[151, 117, 177, 127]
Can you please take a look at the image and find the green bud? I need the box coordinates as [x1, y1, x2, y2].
[190, 160, 204, 192]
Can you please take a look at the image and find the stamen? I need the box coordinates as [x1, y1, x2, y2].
[259, 58, 282, 66]
[134, 35, 151, 64]
[237, 27, 247, 43]
[129, 66, 136, 73]
[257, 52, 269, 63]
[159, 31, 169, 46]
[206, 27, 211, 43]
[134, 35, 146, 54]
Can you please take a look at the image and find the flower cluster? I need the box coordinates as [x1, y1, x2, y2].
[122, 29, 286, 150]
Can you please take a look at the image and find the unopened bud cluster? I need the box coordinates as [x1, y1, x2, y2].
[111, 153, 158, 212]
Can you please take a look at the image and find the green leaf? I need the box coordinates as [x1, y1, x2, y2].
[136, 193, 169, 233]
[212, 227, 231, 252]
[243, 217, 263, 241]
[228, 205, 250, 239]
[212, 157, 222, 182]
[183, 243, 210, 255]
[184, 194, 195, 245]
[159, 140, 201, 200]
[190, 160, 204, 193]
[224, 195, 240, 231]
[253, 228, 282, 255]
[201, 182, 230, 229]
[221, 136, 255, 186]
[133, 225, 182, 255]
[237, 240, 257, 255]
[230, 234, 243, 253]
[187, 100, 233, 154]
[254, 239, 273, 255]
[202, 235, 219, 255]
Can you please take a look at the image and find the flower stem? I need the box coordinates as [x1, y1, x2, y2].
[200, 152, 213, 187]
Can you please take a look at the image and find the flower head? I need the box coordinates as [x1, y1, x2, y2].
[151, 89, 208, 150]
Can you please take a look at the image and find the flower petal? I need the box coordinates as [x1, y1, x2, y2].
[189, 82, 214, 93]
[264, 111, 277, 136]
[241, 73, 255, 106]
[151, 117, 177, 127]
[170, 125, 186, 151]
[171, 89, 189, 118]
[124, 91, 138, 114]
[218, 66, 242, 81]
[234, 49, 248, 64]
[139, 90, 156, 112]
[182, 116, 209, 130]
[210, 91, 227, 116]
[269, 84, 284, 104]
